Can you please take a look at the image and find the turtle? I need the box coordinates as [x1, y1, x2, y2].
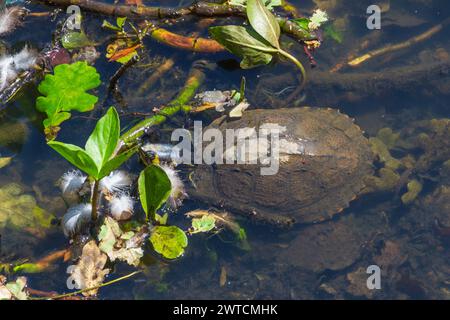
[188, 107, 374, 226]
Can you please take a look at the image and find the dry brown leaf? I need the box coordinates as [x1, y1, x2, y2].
[68, 240, 110, 297]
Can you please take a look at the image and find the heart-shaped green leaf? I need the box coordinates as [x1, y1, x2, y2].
[246, 0, 281, 49]
[138, 165, 172, 220]
[209, 25, 277, 69]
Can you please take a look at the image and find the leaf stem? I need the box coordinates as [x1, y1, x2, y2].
[91, 179, 100, 221]
[278, 49, 307, 91]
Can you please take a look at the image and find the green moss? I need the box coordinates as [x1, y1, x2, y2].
[401, 179, 423, 205]
[377, 128, 400, 149]
[365, 168, 401, 192]
[369, 137, 402, 170]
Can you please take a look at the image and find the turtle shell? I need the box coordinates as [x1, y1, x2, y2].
[190, 107, 373, 224]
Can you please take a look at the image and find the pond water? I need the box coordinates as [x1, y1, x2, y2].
[1, 0, 450, 299]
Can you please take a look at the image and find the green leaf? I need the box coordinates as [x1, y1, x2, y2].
[292, 18, 311, 32]
[150, 226, 188, 260]
[116, 17, 127, 29]
[36, 62, 101, 136]
[323, 24, 343, 43]
[230, 0, 281, 9]
[191, 215, 216, 234]
[98, 147, 136, 180]
[61, 31, 94, 50]
[47, 141, 99, 178]
[209, 25, 276, 69]
[85, 107, 120, 169]
[138, 165, 172, 220]
[246, 0, 280, 49]
[102, 20, 121, 31]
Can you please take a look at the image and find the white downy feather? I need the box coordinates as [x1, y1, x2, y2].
[100, 170, 132, 194]
[0, 6, 26, 36]
[62, 203, 92, 237]
[160, 164, 187, 209]
[59, 170, 87, 205]
[109, 194, 134, 221]
[0, 46, 37, 91]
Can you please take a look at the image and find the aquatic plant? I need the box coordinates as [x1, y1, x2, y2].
[209, 0, 309, 88]
[138, 164, 172, 222]
[48, 107, 136, 220]
[36, 61, 101, 140]
[149, 225, 188, 260]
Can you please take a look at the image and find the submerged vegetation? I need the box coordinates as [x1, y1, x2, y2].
[0, 0, 449, 300]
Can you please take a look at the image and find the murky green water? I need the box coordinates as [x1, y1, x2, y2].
[1, 0, 450, 299]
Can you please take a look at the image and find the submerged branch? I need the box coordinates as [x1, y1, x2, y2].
[34, 0, 316, 43]
[119, 60, 208, 148]
[309, 60, 450, 95]
[333, 17, 450, 71]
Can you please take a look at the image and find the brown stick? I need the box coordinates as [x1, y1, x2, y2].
[338, 17, 450, 70]
[137, 57, 175, 95]
[149, 27, 224, 53]
[33, 0, 315, 43]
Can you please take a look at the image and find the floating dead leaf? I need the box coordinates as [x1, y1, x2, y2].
[229, 101, 250, 118]
[98, 216, 144, 267]
[68, 240, 110, 297]
[107, 44, 141, 63]
[0, 276, 28, 300]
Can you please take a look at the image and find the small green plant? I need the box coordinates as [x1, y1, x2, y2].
[48, 107, 136, 220]
[36, 61, 101, 140]
[149, 225, 188, 260]
[210, 0, 307, 87]
[138, 164, 172, 222]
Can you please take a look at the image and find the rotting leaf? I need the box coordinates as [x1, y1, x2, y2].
[68, 240, 110, 297]
[1, 276, 28, 300]
[98, 216, 144, 267]
[150, 225, 188, 260]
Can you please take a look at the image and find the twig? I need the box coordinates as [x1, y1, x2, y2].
[137, 57, 175, 95]
[32, 271, 142, 300]
[119, 60, 209, 148]
[339, 18, 450, 70]
[33, 0, 316, 43]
